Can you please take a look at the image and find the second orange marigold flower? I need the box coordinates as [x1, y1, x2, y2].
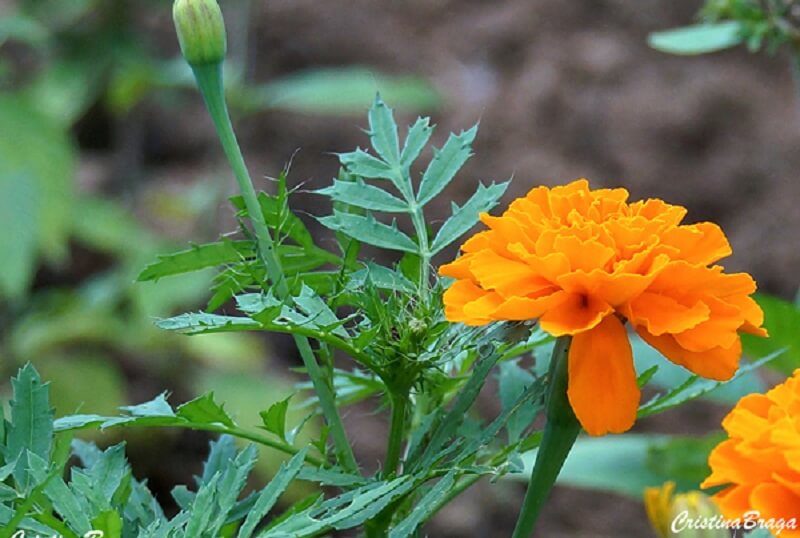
[439, 179, 766, 436]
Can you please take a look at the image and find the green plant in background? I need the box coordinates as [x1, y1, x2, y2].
[649, 0, 800, 94]
[0, 0, 440, 464]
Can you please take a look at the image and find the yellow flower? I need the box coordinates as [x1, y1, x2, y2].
[702, 370, 800, 533]
[439, 179, 766, 436]
[645, 482, 728, 538]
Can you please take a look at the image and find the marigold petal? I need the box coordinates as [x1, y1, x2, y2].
[660, 222, 732, 265]
[750, 483, 800, 520]
[539, 293, 613, 336]
[624, 292, 710, 335]
[489, 290, 568, 321]
[672, 295, 743, 352]
[438, 254, 475, 280]
[712, 484, 755, 519]
[567, 314, 638, 435]
[553, 235, 616, 273]
[636, 327, 741, 381]
[442, 280, 492, 325]
[467, 250, 553, 297]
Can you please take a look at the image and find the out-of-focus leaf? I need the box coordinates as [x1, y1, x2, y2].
[742, 293, 800, 375]
[0, 14, 48, 46]
[243, 67, 440, 114]
[637, 352, 780, 418]
[0, 94, 75, 299]
[632, 332, 765, 404]
[518, 434, 668, 497]
[27, 59, 102, 125]
[648, 21, 743, 55]
[35, 356, 127, 417]
[517, 433, 723, 498]
[0, 173, 38, 300]
[498, 360, 537, 443]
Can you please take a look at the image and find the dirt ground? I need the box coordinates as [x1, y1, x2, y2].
[29, 0, 800, 535]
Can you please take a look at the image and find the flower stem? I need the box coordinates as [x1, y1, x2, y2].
[384, 393, 408, 478]
[511, 335, 580, 538]
[190, 62, 358, 474]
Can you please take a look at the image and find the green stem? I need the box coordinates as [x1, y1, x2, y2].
[409, 205, 431, 299]
[190, 63, 358, 474]
[384, 393, 408, 478]
[511, 336, 580, 538]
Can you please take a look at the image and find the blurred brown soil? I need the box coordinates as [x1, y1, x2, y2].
[66, 0, 800, 536]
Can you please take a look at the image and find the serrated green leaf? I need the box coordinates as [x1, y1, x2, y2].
[44, 474, 93, 534]
[316, 179, 407, 213]
[260, 396, 291, 441]
[400, 117, 433, 170]
[200, 436, 237, 486]
[389, 471, 456, 538]
[430, 180, 509, 254]
[185, 472, 219, 536]
[416, 124, 477, 206]
[318, 211, 417, 253]
[368, 95, 400, 165]
[7, 364, 53, 489]
[648, 21, 743, 55]
[338, 149, 395, 179]
[84, 443, 130, 504]
[208, 445, 257, 534]
[137, 240, 254, 282]
[156, 313, 260, 334]
[177, 392, 235, 428]
[347, 263, 415, 293]
[237, 447, 309, 538]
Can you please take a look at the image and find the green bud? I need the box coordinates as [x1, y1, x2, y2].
[173, 0, 227, 66]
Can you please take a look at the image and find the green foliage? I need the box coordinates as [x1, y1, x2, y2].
[514, 433, 723, 498]
[648, 21, 743, 55]
[649, 0, 800, 57]
[742, 293, 800, 375]
[0, 95, 75, 300]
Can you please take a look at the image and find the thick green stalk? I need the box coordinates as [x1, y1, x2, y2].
[190, 63, 358, 473]
[511, 336, 580, 538]
[384, 393, 408, 478]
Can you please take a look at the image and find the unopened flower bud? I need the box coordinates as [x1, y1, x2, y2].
[645, 482, 728, 538]
[173, 0, 227, 66]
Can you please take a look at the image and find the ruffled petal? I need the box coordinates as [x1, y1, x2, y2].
[567, 315, 639, 436]
[637, 327, 740, 381]
[624, 292, 710, 335]
[539, 292, 613, 336]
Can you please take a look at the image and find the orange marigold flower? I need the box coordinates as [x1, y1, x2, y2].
[439, 179, 766, 436]
[701, 370, 800, 531]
